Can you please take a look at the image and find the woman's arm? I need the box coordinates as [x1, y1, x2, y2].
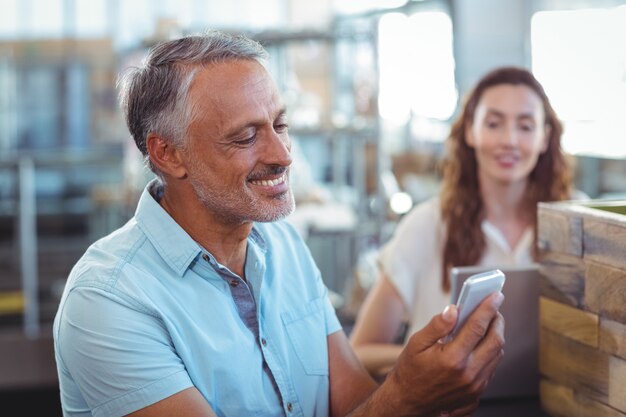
[349, 272, 408, 378]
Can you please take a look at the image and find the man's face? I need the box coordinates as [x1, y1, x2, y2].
[181, 59, 294, 225]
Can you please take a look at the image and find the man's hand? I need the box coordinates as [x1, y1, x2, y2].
[381, 292, 505, 417]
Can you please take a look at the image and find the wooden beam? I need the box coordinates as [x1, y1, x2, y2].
[600, 318, 626, 360]
[539, 252, 586, 308]
[540, 328, 609, 398]
[537, 206, 583, 256]
[540, 379, 626, 417]
[583, 217, 626, 270]
[585, 261, 626, 322]
[610, 356, 626, 413]
[540, 297, 598, 348]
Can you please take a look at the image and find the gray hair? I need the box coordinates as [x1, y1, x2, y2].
[117, 30, 268, 173]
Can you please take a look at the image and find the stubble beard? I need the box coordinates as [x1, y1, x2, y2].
[190, 176, 295, 225]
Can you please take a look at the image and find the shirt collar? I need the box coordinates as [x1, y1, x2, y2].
[481, 220, 533, 257]
[134, 179, 268, 276]
[135, 179, 202, 277]
[248, 225, 267, 254]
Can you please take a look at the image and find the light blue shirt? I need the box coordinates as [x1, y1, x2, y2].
[53, 180, 342, 417]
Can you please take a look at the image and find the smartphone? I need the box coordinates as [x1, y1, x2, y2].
[445, 269, 506, 343]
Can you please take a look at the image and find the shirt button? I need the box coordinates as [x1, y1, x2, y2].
[255, 261, 259, 269]
[261, 338, 267, 347]
[287, 403, 293, 412]
[230, 279, 239, 287]
[202, 254, 209, 262]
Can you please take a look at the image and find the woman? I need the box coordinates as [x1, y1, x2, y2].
[349, 66, 574, 378]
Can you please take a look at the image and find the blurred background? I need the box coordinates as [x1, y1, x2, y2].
[1, 0, 626, 414]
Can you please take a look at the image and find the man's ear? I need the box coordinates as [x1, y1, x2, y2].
[146, 133, 187, 179]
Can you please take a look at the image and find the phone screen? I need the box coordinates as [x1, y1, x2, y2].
[445, 269, 505, 342]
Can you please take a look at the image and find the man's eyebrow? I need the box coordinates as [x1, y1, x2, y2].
[275, 107, 287, 121]
[223, 107, 288, 138]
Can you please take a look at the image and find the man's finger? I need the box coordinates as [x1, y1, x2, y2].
[406, 304, 458, 353]
[450, 292, 504, 353]
[468, 312, 506, 382]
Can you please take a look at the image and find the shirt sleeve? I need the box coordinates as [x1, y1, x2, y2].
[56, 286, 193, 417]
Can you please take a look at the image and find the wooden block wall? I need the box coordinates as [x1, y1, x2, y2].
[538, 201, 626, 417]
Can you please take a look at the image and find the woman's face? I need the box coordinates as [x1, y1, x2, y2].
[466, 84, 549, 188]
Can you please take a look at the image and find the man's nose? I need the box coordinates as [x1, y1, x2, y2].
[265, 130, 292, 166]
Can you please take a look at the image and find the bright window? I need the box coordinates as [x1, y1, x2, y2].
[28, 0, 64, 37]
[0, 0, 19, 37]
[75, 0, 109, 37]
[531, 6, 626, 157]
[378, 11, 456, 125]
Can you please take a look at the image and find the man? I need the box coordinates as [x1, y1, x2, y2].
[53, 31, 504, 417]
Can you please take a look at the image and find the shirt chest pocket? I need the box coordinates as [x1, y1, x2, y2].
[281, 297, 329, 376]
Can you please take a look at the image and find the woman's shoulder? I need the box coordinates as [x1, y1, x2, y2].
[402, 195, 442, 223]
[391, 195, 443, 239]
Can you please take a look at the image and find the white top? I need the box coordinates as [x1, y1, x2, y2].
[378, 196, 533, 341]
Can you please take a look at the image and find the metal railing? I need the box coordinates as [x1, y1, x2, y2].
[0, 151, 125, 338]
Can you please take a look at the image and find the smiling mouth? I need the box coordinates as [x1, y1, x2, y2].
[496, 154, 519, 164]
[249, 173, 287, 187]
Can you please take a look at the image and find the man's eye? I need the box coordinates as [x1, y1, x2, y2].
[274, 123, 289, 133]
[235, 135, 256, 146]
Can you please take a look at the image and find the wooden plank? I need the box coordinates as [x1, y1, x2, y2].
[540, 297, 599, 347]
[575, 392, 626, 417]
[538, 252, 586, 307]
[540, 379, 577, 417]
[600, 318, 626, 360]
[540, 379, 626, 417]
[585, 261, 626, 322]
[540, 328, 609, 398]
[610, 356, 626, 413]
[583, 217, 626, 270]
[537, 205, 583, 256]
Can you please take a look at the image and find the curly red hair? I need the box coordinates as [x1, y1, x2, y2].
[439, 66, 573, 292]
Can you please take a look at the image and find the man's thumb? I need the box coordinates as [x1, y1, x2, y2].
[408, 305, 458, 352]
